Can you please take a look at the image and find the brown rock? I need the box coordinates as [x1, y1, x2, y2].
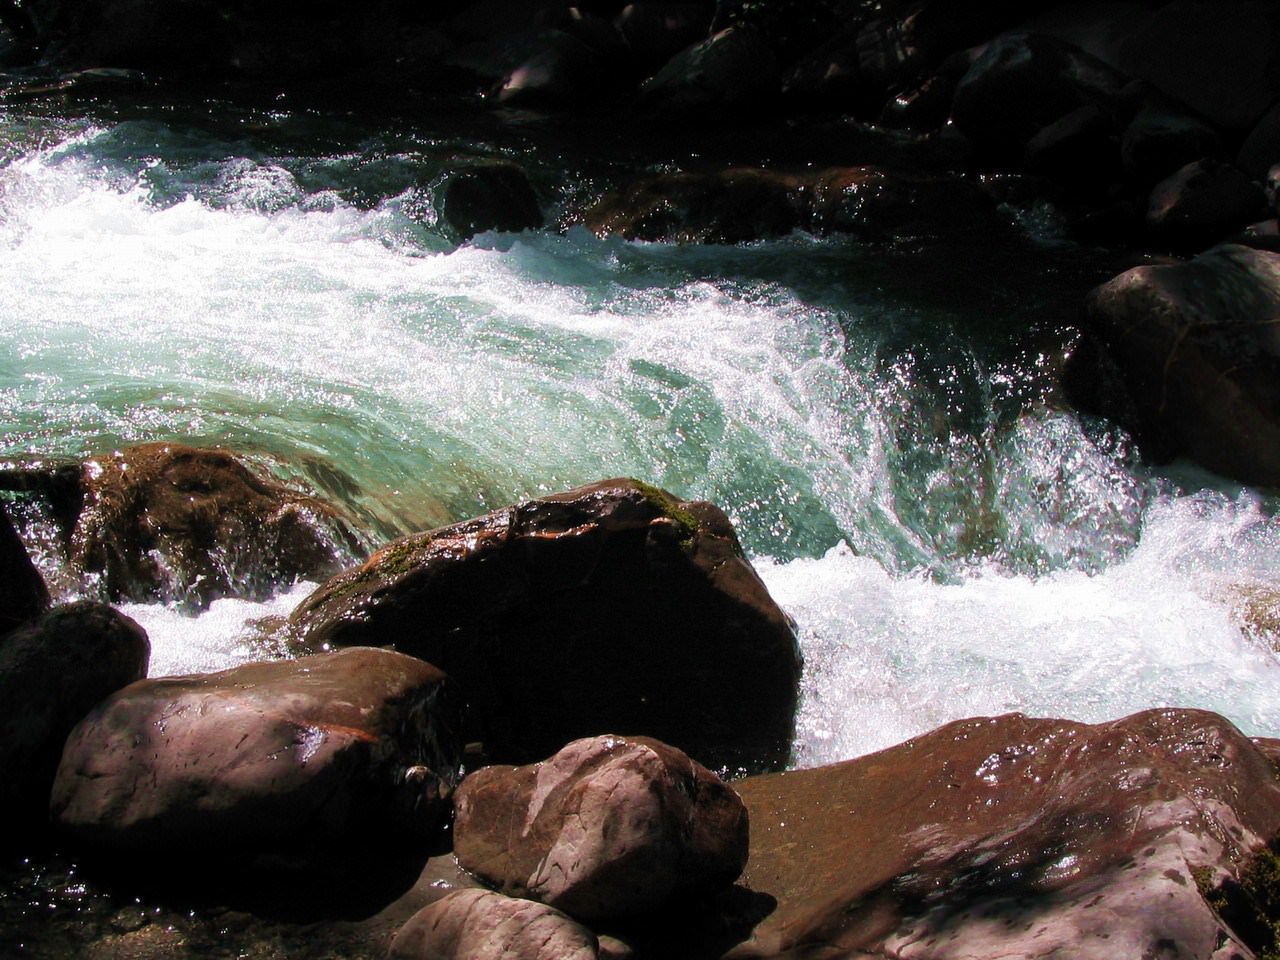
[1146, 159, 1268, 251]
[389, 889, 598, 960]
[1068, 243, 1280, 483]
[71, 442, 359, 607]
[1, 503, 48, 634]
[0, 601, 148, 825]
[51, 647, 462, 875]
[287, 478, 800, 773]
[727, 709, 1280, 960]
[453, 735, 748, 922]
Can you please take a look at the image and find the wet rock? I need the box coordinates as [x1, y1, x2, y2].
[389, 889, 598, 960]
[1239, 102, 1280, 181]
[1024, 103, 1122, 188]
[453, 735, 748, 922]
[581, 165, 999, 244]
[1145, 159, 1268, 250]
[1120, 96, 1223, 188]
[1, 503, 48, 634]
[639, 25, 778, 113]
[288, 478, 801, 773]
[435, 160, 543, 241]
[1067, 243, 1280, 484]
[1114, 0, 1280, 132]
[615, 2, 713, 74]
[51, 647, 462, 877]
[781, 24, 864, 113]
[951, 32, 1128, 162]
[71, 442, 358, 607]
[494, 21, 630, 107]
[0, 601, 148, 825]
[728, 709, 1280, 960]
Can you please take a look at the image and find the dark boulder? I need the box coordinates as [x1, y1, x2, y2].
[389, 889, 598, 960]
[1239, 102, 1280, 181]
[1023, 103, 1122, 189]
[1120, 95, 1224, 188]
[435, 160, 543, 241]
[1066, 243, 1280, 484]
[639, 25, 778, 113]
[493, 21, 632, 108]
[453, 735, 748, 922]
[287, 478, 801, 773]
[615, 2, 714, 74]
[727, 709, 1280, 960]
[581, 165, 999, 244]
[951, 32, 1128, 162]
[51, 647, 462, 878]
[1145, 159, 1268, 250]
[70, 442, 358, 607]
[0, 601, 148, 826]
[1, 503, 48, 634]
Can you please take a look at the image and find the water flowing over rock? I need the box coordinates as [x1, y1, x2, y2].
[389, 889, 599, 960]
[435, 160, 543, 241]
[0, 600, 148, 826]
[288, 478, 802, 773]
[1066, 243, 1280, 484]
[50, 647, 462, 880]
[453, 735, 749, 922]
[725, 709, 1280, 960]
[70, 442, 359, 607]
[0, 504, 49, 634]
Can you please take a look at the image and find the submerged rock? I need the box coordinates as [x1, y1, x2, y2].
[453, 734, 748, 922]
[0, 504, 48, 634]
[1066, 243, 1280, 484]
[71, 442, 359, 607]
[435, 160, 543, 241]
[288, 478, 801, 773]
[727, 709, 1280, 960]
[389, 889, 598, 960]
[51, 647, 462, 879]
[0, 601, 148, 826]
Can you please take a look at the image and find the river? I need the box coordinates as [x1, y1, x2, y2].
[2, 93, 1279, 777]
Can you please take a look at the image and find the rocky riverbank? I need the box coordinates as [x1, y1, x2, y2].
[3, 453, 1280, 958]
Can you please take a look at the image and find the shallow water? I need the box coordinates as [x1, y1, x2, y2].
[2, 96, 1278, 773]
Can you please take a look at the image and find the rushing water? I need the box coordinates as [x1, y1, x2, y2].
[3, 95, 1280, 772]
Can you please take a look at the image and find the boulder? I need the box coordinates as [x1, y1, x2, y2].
[951, 32, 1128, 162]
[725, 709, 1280, 960]
[581, 165, 999, 244]
[389, 889, 598, 960]
[1067, 244, 1280, 483]
[0, 601, 148, 825]
[1121, 96, 1224, 188]
[70, 442, 359, 607]
[494, 22, 630, 107]
[1115, 0, 1280, 132]
[435, 160, 543, 241]
[51, 647, 463, 876]
[1145, 159, 1268, 251]
[1023, 103, 1122, 188]
[1, 503, 48, 634]
[639, 26, 778, 113]
[1239, 102, 1280, 181]
[287, 478, 801, 773]
[615, 2, 714, 74]
[453, 735, 748, 922]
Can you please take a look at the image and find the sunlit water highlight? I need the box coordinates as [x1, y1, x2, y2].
[3, 105, 1279, 769]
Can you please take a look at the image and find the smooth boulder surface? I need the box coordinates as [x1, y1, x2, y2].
[435, 160, 542, 241]
[389, 889, 598, 960]
[581, 166, 999, 245]
[727, 709, 1280, 960]
[71, 442, 358, 606]
[453, 735, 748, 922]
[639, 26, 778, 112]
[1145, 159, 1268, 250]
[1067, 243, 1280, 483]
[0, 600, 148, 824]
[288, 478, 801, 773]
[0, 504, 49, 634]
[51, 647, 462, 875]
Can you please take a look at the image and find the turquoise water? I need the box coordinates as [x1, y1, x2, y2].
[3, 98, 1279, 767]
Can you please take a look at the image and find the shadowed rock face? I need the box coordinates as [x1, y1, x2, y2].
[727, 709, 1280, 960]
[51, 647, 463, 878]
[0, 505, 48, 634]
[71, 442, 359, 607]
[288, 478, 801, 774]
[1067, 243, 1280, 484]
[0, 601, 148, 825]
[453, 735, 749, 923]
[389, 889, 599, 960]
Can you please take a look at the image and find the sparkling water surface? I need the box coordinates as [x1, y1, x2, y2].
[3, 98, 1278, 768]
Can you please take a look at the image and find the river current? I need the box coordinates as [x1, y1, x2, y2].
[3, 96, 1279, 770]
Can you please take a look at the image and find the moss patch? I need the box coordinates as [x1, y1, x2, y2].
[1196, 838, 1280, 959]
[630, 479, 699, 545]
